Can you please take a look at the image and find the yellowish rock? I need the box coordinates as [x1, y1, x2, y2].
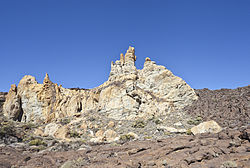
[95, 129, 104, 137]
[145, 57, 151, 62]
[44, 123, 59, 136]
[3, 46, 198, 123]
[33, 128, 44, 136]
[80, 122, 88, 131]
[191, 120, 222, 135]
[104, 129, 118, 142]
[107, 121, 115, 128]
[120, 53, 125, 64]
[127, 132, 139, 139]
[54, 125, 69, 141]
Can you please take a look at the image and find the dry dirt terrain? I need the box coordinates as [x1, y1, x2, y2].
[0, 86, 249, 168]
[0, 127, 249, 168]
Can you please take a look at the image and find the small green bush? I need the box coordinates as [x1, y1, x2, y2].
[144, 136, 152, 139]
[68, 131, 81, 138]
[186, 129, 192, 135]
[60, 118, 71, 125]
[132, 120, 146, 128]
[148, 116, 162, 125]
[22, 122, 37, 129]
[120, 134, 135, 142]
[29, 139, 46, 146]
[187, 116, 203, 125]
[154, 118, 162, 125]
[0, 125, 13, 135]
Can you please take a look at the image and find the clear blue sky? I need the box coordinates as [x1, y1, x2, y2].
[0, 0, 249, 91]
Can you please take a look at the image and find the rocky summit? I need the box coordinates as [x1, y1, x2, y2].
[0, 47, 249, 168]
[3, 46, 197, 124]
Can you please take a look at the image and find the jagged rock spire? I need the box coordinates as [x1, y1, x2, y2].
[145, 57, 151, 62]
[43, 73, 52, 84]
[109, 46, 138, 81]
[10, 84, 17, 92]
[125, 46, 136, 63]
[120, 53, 125, 65]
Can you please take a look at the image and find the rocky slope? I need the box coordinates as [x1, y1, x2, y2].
[185, 86, 250, 128]
[0, 126, 249, 168]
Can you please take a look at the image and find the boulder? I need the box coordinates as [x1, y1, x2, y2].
[191, 120, 222, 135]
[103, 129, 119, 142]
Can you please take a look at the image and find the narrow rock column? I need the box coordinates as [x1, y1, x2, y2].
[120, 53, 125, 65]
[125, 46, 136, 64]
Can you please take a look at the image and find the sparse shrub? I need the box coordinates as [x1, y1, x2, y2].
[187, 116, 203, 125]
[89, 117, 96, 122]
[148, 116, 162, 125]
[60, 118, 71, 125]
[22, 136, 33, 142]
[68, 131, 81, 138]
[186, 129, 192, 135]
[0, 125, 14, 136]
[154, 118, 162, 125]
[22, 122, 37, 129]
[29, 139, 46, 146]
[120, 134, 135, 142]
[164, 132, 171, 135]
[132, 120, 146, 128]
[144, 136, 152, 139]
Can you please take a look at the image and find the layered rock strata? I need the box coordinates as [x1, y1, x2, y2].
[3, 47, 198, 123]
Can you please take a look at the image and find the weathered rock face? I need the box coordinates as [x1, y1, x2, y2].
[3, 47, 198, 123]
[0, 92, 7, 115]
[2, 85, 22, 121]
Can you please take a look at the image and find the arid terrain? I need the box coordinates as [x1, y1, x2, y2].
[0, 47, 249, 167]
[0, 86, 249, 168]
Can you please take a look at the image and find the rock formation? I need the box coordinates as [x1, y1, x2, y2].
[1, 47, 249, 168]
[2, 84, 22, 121]
[3, 47, 198, 123]
[0, 92, 7, 115]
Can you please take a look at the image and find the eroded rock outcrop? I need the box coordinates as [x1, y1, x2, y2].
[0, 92, 7, 115]
[3, 47, 198, 123]
[3, 84, 22, 121]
